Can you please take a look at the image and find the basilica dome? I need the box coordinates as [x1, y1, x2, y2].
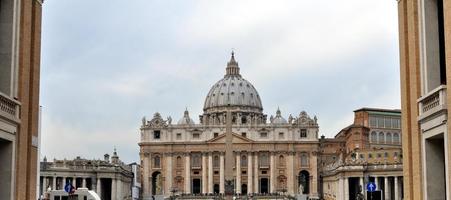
[203, 53, 263, 114]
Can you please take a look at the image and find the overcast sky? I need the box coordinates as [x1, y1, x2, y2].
[40, 1, 401, 164]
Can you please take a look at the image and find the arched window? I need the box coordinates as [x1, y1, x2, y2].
[393, 133, 400, 144]
[371, 131, 377, 143]
[386, 132, 392, 144]
[213, 155, 220, 168]
[300, 153, 309, 167]
[153, 155, 161, 168]
[241, 155, 247, 167]
[279, 155, 285, 166]
[378, 132, 385, 143]
[176, 156, 182, 168]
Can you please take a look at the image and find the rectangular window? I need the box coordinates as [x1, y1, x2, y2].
[384, 117, 392, 128]
[192, 133, 200, 139]
[214, 132, 219, 138]
[241, 132, 247, 138]
[422, 0, 447, 92]
[369, 116, 377, 127]
[300, 129, 307, 138]
[0, 0, 18, 96]
[260, 132, 267, 138]
[153, 130, 161, 139]
[176, 133, 182, 140]
[279, 132, 284, 139]
[377, 117, 384, 128]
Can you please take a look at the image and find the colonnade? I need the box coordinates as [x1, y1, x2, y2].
[338, 176, 403, 200]
[40, 176, 123, 199]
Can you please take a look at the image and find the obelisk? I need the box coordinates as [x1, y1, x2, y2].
[224, 110, 234, 199]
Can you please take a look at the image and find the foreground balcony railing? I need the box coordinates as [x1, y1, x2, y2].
[418, 85, 447, 121]
[0, 92, 20, 123]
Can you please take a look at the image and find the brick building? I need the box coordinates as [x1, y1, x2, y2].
[0, 0, 43, 200]
[398, 0, 450, 199]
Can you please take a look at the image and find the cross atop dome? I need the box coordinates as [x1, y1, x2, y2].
[226, 51, 241, 77]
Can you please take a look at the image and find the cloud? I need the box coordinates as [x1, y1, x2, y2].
[40, 0, 401, 163]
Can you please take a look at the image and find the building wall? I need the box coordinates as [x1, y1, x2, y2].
[398, 0, 450, 199]
[0, 0, 42, 200]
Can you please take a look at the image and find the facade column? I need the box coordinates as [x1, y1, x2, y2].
[394, 176, 399, 200]
[142, 152, 151, 198]
[287, 153, 294, 194]
[96, 178, 101, 197]
[220, 153, 225, 194]
[52, 176, 56, 190]
[236, 152, 241, 194]
[270, 152, 275, 193]
[208, 152, 214, 193]
[254, 153, 259, 193]
[166, 153, 173, 195]
[73, 177, 77, 188]
[338, 177, 344, 200]
[117, 179, 123, 200]
[82, 178, 87, 188]
[111, 178, 117, 200]
[185, 153, 191, 194]
[310, 151, 319, 198]
[202, 153, 208, 194]
[385, 177, 390, 200]
[344, 177, 349, 200]
[247, 152, 253, 194]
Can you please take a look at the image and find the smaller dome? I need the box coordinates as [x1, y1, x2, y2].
[178, 109, 195, 125]
[271, 108, 287, 124]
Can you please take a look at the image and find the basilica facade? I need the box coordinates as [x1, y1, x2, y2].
[139, 53, 320, 199]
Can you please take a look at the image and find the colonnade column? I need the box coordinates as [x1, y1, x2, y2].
[62, 177, 66, 187]
[82, 178, 87, 188]
[208, 152, 214, 193]
[394, 176, 399, 200]
[202, 153, 207, 194]
[111, 178, 117, 200]
[220, 153, 225, 194]
[52, 177, 56, 190]
[374, 176, 379, 189]
[166, 153, 173, 195]
[185, 153, 191, 193]
[96, 178, 101, 197]
[42, 177, 47, 195]
[384, 177, 390, 200]
[247, 152, 253, 194]
[236, 152, 241, 194]
[73, 177, 77, 188]
[270, 152, 275, 193]
[360, 176, 365, 198]
[254, 153, 259, 193]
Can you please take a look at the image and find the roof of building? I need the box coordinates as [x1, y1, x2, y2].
[203, 53, 263, 113]
[353, 107, 401, 115]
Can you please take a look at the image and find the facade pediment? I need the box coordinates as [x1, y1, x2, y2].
[206, 133, 254, 144]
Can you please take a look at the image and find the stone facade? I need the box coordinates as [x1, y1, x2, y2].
[39, 151, 134, 200]
[139, 54, 320, 199]
[320, 108, 403, 200]
[398, 0, 451, 199]
[0, 0, 43, 200]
